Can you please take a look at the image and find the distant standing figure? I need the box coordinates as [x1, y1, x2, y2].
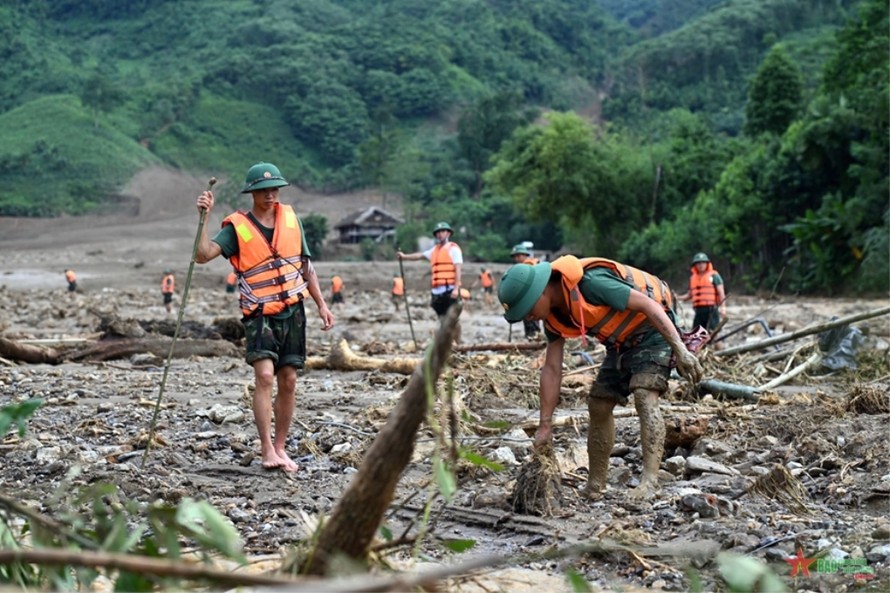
[331, 275, 344, 307]
[475, 267, 495, 307]
[226, 271, 238, 293]
[677, 252, 726, 332]
[391, 275, 404, 311]
[194, 161, 334, 473]
[510, 244, 541, 339]
[397, 221, 463, 341]
[161, 269, 175, 313]
[65, 269, 77, 293]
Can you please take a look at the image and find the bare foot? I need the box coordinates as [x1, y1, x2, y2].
[274, 449, 299, 473]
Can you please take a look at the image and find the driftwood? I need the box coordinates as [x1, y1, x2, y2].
[759, 352, 822, 391]
[0, 337, 60, 365]
[697, 379, 760, 401]
[453, 341, 545, 353]
[715, 306, 890, 357]
[301, 303, 461, 576]
[66, 337, 239, 362]
[305, 339, 418, 374]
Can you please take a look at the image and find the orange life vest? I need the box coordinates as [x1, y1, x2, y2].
[392, 277, 404, 296]
[221, 204, 309, 317]
[226, 272, 237, 286]
[161, 274, 175, 294]
[480, 270, 494, 288]
[544, 255, 674, 347]
[65, 270, 76, 283]
[332, 276, 344, 293]
[431, 243, 458, 288]
[689, 263, 719, 307]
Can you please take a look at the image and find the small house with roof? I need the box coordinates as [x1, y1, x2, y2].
[333, 206, 402, 244]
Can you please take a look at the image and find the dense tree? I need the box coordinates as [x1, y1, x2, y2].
[743, 45, 803, 136]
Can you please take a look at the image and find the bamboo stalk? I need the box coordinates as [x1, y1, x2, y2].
[715, 306, 890, 357]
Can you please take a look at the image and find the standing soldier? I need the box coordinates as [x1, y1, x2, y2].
[397, 221, 463, 341]
[510, 244, 541, 339]
[391, 275, 404, 311]
[331, 275, 345, 307]
[65, 269, 77, 294]
[161, 269, 175, 313]
[677, 252, 727, 332]
[194, 161, 334, 473]
[225, 271, 238, 293]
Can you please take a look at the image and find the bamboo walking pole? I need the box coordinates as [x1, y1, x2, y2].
[399, 256, 419, 350]
[142, 177, 216, 468]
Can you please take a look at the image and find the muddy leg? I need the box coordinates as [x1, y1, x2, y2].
[584, 396, 616, 499]
[630, 387, 664, 500]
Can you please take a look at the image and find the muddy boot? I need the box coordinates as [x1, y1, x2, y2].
[584, 395, 616, 499]
[629, 387, 664, 501]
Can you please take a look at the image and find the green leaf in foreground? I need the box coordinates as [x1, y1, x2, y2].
[442, 538, 477, 553]
[0, 399, 43, 437]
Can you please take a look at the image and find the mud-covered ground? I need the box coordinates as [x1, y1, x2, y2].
[1, 172, 889, 591]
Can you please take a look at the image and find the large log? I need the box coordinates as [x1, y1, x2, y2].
[0, 337, 60, 365]
[66, 337, 239, 362]
[302, 303, 462, 575]
[305, 339, 417, 374]
[715, 306, 890, 357]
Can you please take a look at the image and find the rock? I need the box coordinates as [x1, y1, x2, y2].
[664, 455, 686, 476]
[330, 442, 352, 454]
[872, 524, 890, 540]
[685, 456, 736, 476]
[866, 544, 890, 563]
[491, 446, 518, 466]
[679, 493, 720, 518]
[228, 508, 251, 523]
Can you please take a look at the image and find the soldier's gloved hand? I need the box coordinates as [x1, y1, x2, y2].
[675, 349, 703, 384]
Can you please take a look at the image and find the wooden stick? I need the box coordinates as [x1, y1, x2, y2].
[0, 549, 301, 588]
[759, 352, 821, 391]
[453, 341, 545, 353]
[715, 306, 890, 357]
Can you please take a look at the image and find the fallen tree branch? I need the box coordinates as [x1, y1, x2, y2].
[0, 548, 301, 588]
[452, 341, 544, 353]
[759, 352, 822, 391]
[715, 306, 890, 357]
[66, 337, 239, 362]
[302, 304, 462, 576]
[0, 337, 60, 365]
[305, 339, 418, 374]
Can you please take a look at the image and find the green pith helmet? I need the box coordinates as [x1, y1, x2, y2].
[510, 244, 531, 257]
[691, 252, 710, 264]
[498, 262, 552, 322]
[241, 162, 289, 194]
[431, 221, 453, 236]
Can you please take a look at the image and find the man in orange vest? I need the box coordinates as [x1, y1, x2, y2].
[64, 269, 77, 294]
[225, 271, 238, 293]
[161, 269, 175, 313]
[330, 275, 344, 307]
[391, 275, 404, 311]
[397, 221, 463, 340]
[498, 257, 703, 501]
[677, 252, 726, 333]
[473, 267, 495, 308]
[194, 162, 334, 473]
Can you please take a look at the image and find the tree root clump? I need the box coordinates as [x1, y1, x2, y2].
[509, 444, 563, 516]
[846, 385, 889, 414]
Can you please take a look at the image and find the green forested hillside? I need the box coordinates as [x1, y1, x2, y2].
[1, 0, 886, 294]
